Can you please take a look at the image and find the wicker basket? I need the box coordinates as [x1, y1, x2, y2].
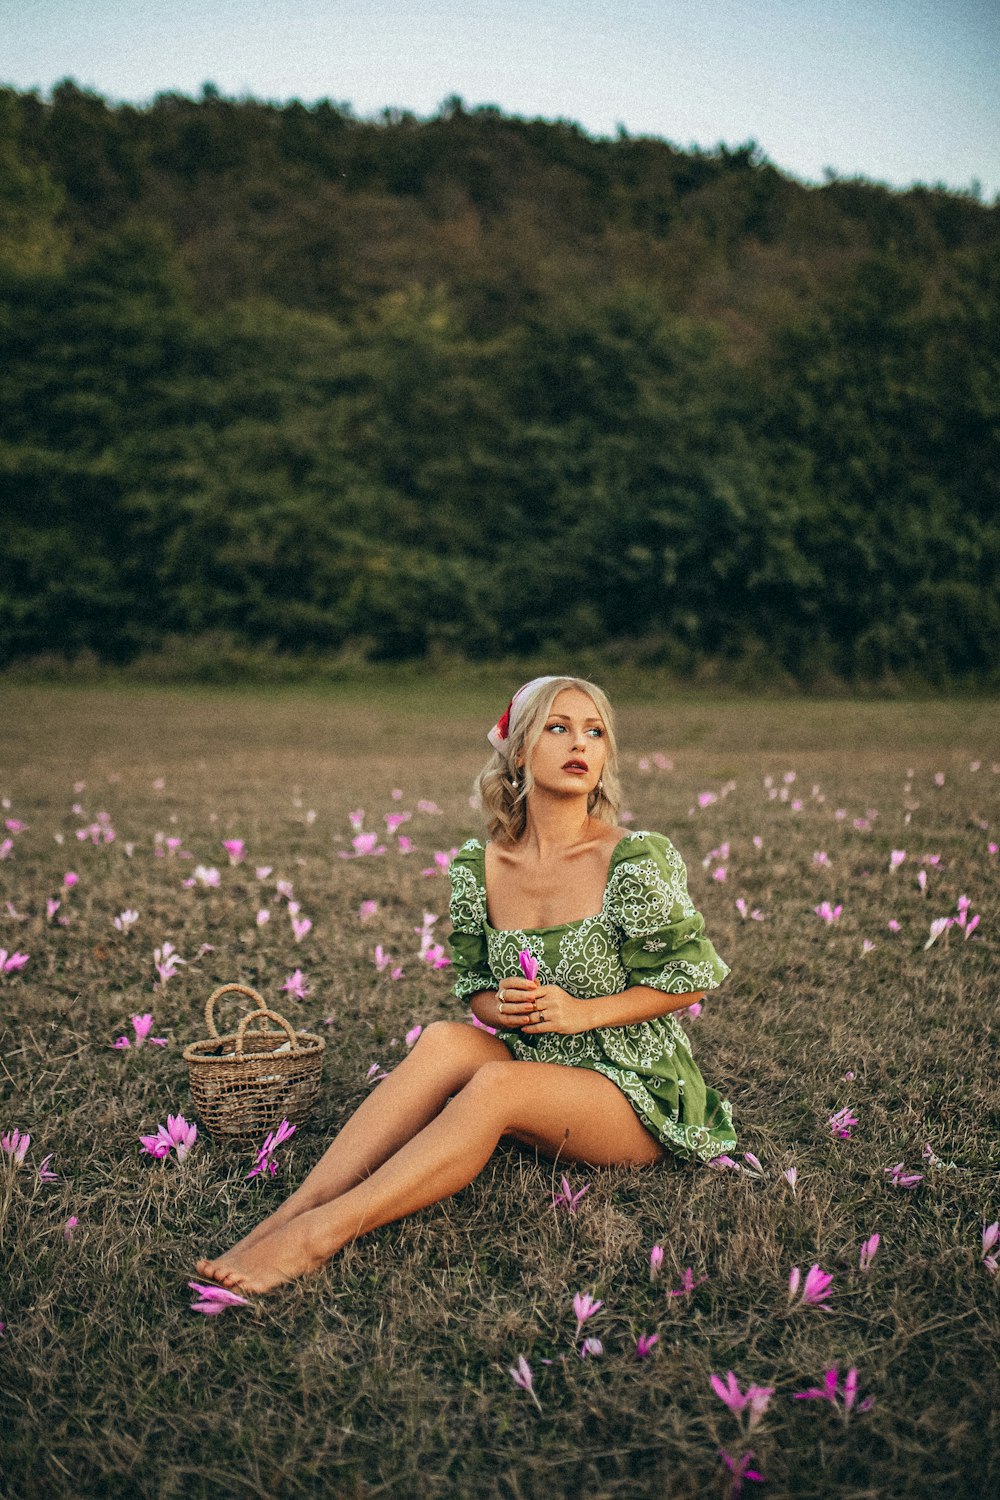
[183, 983, 325, 1139]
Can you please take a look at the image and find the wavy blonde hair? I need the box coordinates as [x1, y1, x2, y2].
[475, 676, 622, 844]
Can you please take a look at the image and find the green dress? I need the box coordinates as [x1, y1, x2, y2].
[447, 830, 737, 1164]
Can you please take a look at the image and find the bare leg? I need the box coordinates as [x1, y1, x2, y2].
[207, 1022, 512, 1261]
[196, 1059, 663, 1293]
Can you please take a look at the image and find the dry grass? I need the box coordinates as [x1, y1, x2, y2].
[1, 684, 997, 1500]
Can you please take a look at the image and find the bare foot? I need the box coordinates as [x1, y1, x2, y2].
[222, 1203, 302, 1261]
[195, 1212, 328, 1294]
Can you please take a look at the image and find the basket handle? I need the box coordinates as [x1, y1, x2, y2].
[204, 983, 268, 1038]
[233, 1007, 303, 1058]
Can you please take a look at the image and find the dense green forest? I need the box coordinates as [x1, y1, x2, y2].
[2, 81, 998, 685]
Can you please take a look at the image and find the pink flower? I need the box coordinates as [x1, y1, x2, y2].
[153, 942, 185, 986]
[281, 969, 311, 1001]
[697, 791, 717, 808]
[37, 1153, 58, 1184]
[859, 1233, 880, 1272]
[222, 839, 246, 865]
[366, 1062, 389, 1082]
[924, 916, 951, 949]
[0, 839, 13, 860]
[405, 1024, 423, 1047]
[63, 1216, 79, 1241]
[130, 1013, 167, 1047]
[518, 950, 539, 982]
[46, 897, 61, 921]
[1, 1129, 30, 1165]
[417, 799, 442, 814]
[509, 1354, 542, 1411]
[668, 1267, 707, 1297]
[828, 1106, 858, 1139]
[246, 1118, 296, 1179]
[708, 1154, 741, 1171]
[420, 943, 451, 970]
[916, 869, 928, 893]
[5, 818, 28, 833]
[890, 849, 906, 869]
[291, 914, 312, 943]
[712, 866, 727, 882]
[635, 1333, 659, 1359]
[794, 1365, 874, 1416]
[814, 901, 843, 922]
[982, 1222, 999, 1275]
[812, 851, 829, 867]
[0, 950, 30, 976]
[384, 811, 411, 834]
[887, 919, 901, 933]
[718, 1449, 765, 1495]
[783, 1166, 798, 1192]
[470, 1012, 497, 1035]
[551, 1174, 590, 1213]
[579, 1337, 603, 1358]
[114, 909, 139, 933]
[861, 938, 876, 954]
[752, 835, 763, 849]
[788, 1264, 833, 1309]
[188, 1281, 250, 1315]
[572, 1292, 603, 1341]
[140, 1113, 197, 1162]
[358, 900, 378, 922]
[885, 1162, 923, 1189]
[648, 1244, 664, 1280]
[255, 865, 273, 880]
[710, 1371, 775, 1427]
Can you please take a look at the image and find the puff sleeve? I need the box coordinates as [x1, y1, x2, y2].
[447, 840, 496, 1003]
[611, 832, 730, 995]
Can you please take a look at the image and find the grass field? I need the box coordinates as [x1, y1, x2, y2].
[1, 683, 997, 1499]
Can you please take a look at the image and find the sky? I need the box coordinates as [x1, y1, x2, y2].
[4, 0, 998, 200]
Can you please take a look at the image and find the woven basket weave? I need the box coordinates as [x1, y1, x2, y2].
[183, 983, 325, 1139]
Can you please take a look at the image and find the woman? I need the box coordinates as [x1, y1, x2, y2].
[195, 675, 735, 1294]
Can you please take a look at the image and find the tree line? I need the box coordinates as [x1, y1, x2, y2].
[1, 82, 998, 686]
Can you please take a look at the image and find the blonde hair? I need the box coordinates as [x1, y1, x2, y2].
[475, 676, 622, 844]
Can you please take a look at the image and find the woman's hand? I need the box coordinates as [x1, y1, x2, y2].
[515, 984, 593, 1032]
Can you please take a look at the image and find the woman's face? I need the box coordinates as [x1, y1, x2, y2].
[522, 687, 608, 800]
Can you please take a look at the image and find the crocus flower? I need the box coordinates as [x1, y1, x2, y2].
[649, 1244, 664, 1280]
[348, 808, 365, 830]
[983, 1222, 999, 1275]
[63, 1216, 79, 1241]
[37, 1153, 58, 1184]
[635, 1333, 659, 1359]
[572, 1292, 603, 1341]
[358, 900, 378, 922]
[131, 1013, 167, 1047]
[708, 1154, 741, 1171]
[794, 1365, 874, 1417]
[887, 919, 901, 932]
[255, 866, 273, 880]
[924, 916, 951, 949]
[580, 1337, 603, 1358]
[551, 1174, 589, 1212]
[885, 1162, 923, 1189]
[246, 1119, 296, 1179]
[0, 839, 12, 860]
[518, 950, 539, 982]
[63, 871, 79, 886]
[783, 1167, 798, 1192]
[890, 850, 906, 869]
[188, 1281, 250, 1315]
[417, 799, 442, 814]
[814, 901, 843, 923]
[668, 1267, 707, 1297]
[812, 851, 829, 867]
[184, 865, 221, 888]
[405, 1024, 423, 1047]
[140, 1113, 197, 1162]
[916, 869, 928, 893]
[384, 812, 411, 834]
[46, 898, 60, 921]
[788, 1264, 833, 1309]
[859, 1233, 880, 1272]
[222, 839, 246, 865]
[0, 951, 30, 976]
[366, 1062, 389, 1082]
[742, 1152, 764, 1177]
[1, 1129, 30, 1164]
[153, 942, 185, 985]
[710, 1371, 775, 1427]
[114, 909, 139, 933]
[281, 969, 310, 1001]
[718, 1449, 765, 1495]
[256, 908, 270, 925]
[291, 914, 312, 943]
[828, 1106, 858, 1139]
[509, 1354, 542, 1411]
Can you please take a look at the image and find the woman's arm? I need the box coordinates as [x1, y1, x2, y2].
[585, 985, 706, 1028]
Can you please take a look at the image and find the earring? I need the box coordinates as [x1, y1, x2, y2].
[597, 778, 604, 793]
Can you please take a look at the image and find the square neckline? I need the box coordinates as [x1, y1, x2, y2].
[479, 832, 641, 934]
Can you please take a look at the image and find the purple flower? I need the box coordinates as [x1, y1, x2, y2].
[188, 1281, 250, 1315]
[794, 1364, 874, 1417]
[814, 901, 843, 923]
[222, 838, 246, 865]
[281, 969, 311, 1001]
[405, 1024, 423, 1047]
[983, 1221, 999, 1276]
[63, 1216, 79, 1241]
[648, 1244, 664, 1281]
[579, 1336, 603, 1359]
[0, 950, 30, 976]
[572, 1292, 603, 1341]
[246, 1119, 296, 1179]
[782, 1166, 798, 1192]
[718, 1449, 765, 1495]
[828, 1106, 859, 1139]
[788, 1264, 833, 1309]
[635, 1332, 659, 1359]
[518, 949, 539, 982]
[859, 1233, 880, 1272]
[37, 1153, 58, 1184]
[551, 1174, 590, 1213]
[140, 1113, 197, 1162]
[508, 1354, 542, 1411]
[1, 1128, 30, 1165]
[667, 1266, 707, 1297]
[710, 1371, 775, 1428]
[885, 1162, 923, 1189]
